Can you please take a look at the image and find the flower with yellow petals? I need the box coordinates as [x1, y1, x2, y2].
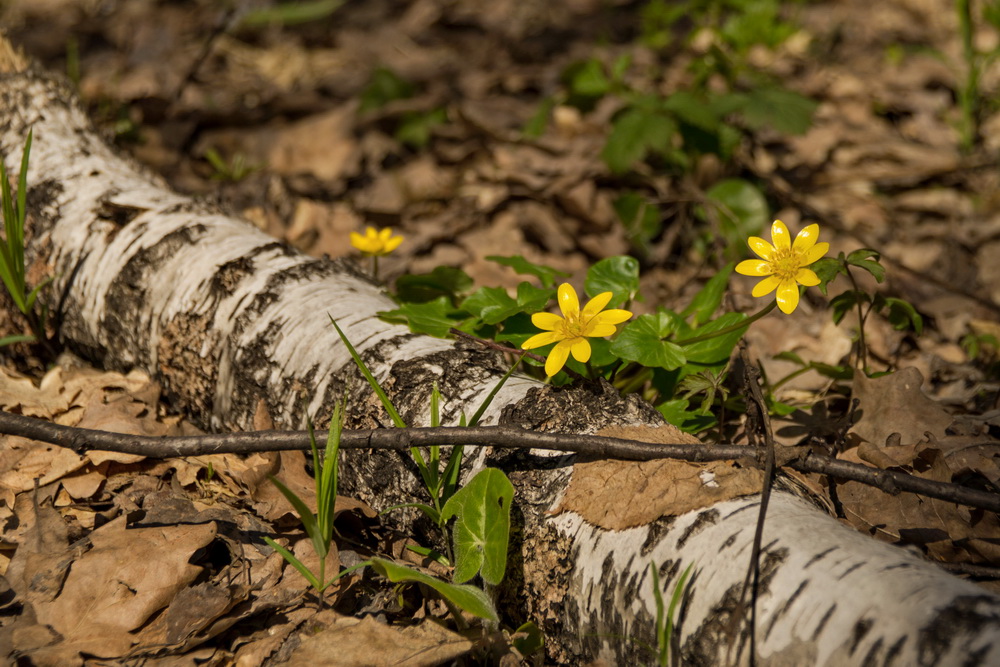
[522, 283, 632, 376]
[735, 220, 829, 314]
[350, 226, 404, 256]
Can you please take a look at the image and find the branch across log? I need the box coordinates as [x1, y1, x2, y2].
[3, 49, 1000, 664]
[0, 410, 997, 513]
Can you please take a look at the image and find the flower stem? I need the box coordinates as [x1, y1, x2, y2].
[674, 301, 777, 346]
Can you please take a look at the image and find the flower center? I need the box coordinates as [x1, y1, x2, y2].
[562, 313, 587, 338]
[771, 248, 802, 281]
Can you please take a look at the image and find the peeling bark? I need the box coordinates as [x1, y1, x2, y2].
[2, 59, 1000, 665]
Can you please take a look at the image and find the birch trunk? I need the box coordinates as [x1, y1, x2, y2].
[2, 53, 999, 665]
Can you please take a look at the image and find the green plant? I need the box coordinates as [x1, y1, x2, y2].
[263, 402, 369, 597]
[328, 317, 518, 624]
[203, 147, 261, 182]
[0, 130, 54, 352]
[651, 562, 694, 667]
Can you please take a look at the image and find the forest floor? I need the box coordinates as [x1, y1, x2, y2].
[1, 0, 1000, 664]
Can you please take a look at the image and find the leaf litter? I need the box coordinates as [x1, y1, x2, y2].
[2, 0, 1000, 660]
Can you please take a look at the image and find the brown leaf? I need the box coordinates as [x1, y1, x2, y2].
[288, 613, 472, 666]
[850, 367, 953, 447]
[553, 425, 763, 530]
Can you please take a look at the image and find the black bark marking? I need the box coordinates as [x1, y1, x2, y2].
[763, 579, 807, 640]
[804, 545, 838, 568]
[676, 509, 720, 550]
[641, 516, 676, 557]
[885, 635, 906, 667]
[102, 225, 204, 369]
[918, 595, 1000, 666]
[838, 560, 864, 579]
[849, 617, 873, 655]
[812, 603, 836, 641]
[96, 192, 147, 228]
[861, 637, 883, 667]
[719, 531, 740, 552]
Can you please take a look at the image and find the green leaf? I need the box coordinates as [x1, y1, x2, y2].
[655, 398, 716, 433]
[524, 96, 557, 138]
[681, 263, 734, 326]
[702, 179, 769, 243]
[740, 87, 818, 135]
[359, 66, 414, 112]
[492, 312, 537, 348]
[680, 312, 748, 365]
[663, 91, 720, 132]
[846, 249, 886, 283]
[829, 291, 866, 325]
[610, 312, 687, 370]
[440, 468, 514, 586]
[460, 283, 552, 326]
[330, 317, 407, 428]
[613, 192, 662, 254]
[565, 58, 611, 99]
[268, 475, 324, 559]
[602, 107, 677, 174]
[883, 297, 923, 334]
[264, 536, 322, 591]
[585, 256, 641, 306]
[461, 287, 518, 325]
[396, 109, 447, 149]
[369, 557, 499, 622]
[511, 621, 545, 657]
[395, 267, 473, 304]
[486, 255, 570, 288]
[379, 296, 471, 338]
[811, 256, 846, 295]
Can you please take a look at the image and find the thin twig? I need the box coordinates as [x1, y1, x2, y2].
[0, 410, 997, 512]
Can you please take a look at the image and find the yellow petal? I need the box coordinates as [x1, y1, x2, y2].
[350, 231, 365, 247]
[796, 268, 820, 286]
[557, 283, 580, 318]
[751, 275, 780, 297]
[581, 291, 613, 320]
[522, 331, 563, 349]
[365, 227, 379, 239]
[545, 340, 572, 376]
[378, 228, 393, 242]
[736, 259, 772, 277]
[384, 235, 403, 253]
[531, 312, 563, 331]
[801, 242, 829, 266]
[747, 236, 775, 261]
[569, 337, 591, 363]
[776, 281, 800, 314]
[792, 224, 820, 253]
[587, 323, 618, 337]
[591, 309, 632, 326]
[771, 220, 791, 251]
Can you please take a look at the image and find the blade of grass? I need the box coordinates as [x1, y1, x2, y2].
[467, 352, 525, 427]
[264, 536, 323, 590]
[329, 316, 406, 428]
[268, 474, 324, 559]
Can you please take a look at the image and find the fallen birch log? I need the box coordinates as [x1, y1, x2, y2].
[2, 46, 999, 665]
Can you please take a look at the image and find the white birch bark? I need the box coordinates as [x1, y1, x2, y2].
[2, 58, 999, 664]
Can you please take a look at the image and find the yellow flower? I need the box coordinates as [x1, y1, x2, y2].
[522, 283, 632, 376]
[350, 226, 403, 256]
[736, 220, 829, 314]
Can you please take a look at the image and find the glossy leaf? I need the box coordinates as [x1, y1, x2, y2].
[369, 557, 499, 622]
[611, 312, 686, 370]
[440, 468, 514, 586]
[585, 255, 641, 305]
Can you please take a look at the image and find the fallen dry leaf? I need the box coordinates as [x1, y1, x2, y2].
[553, 425, 763, 530]
[288, 612, 472, 666]
[850, 367, 954, 447]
